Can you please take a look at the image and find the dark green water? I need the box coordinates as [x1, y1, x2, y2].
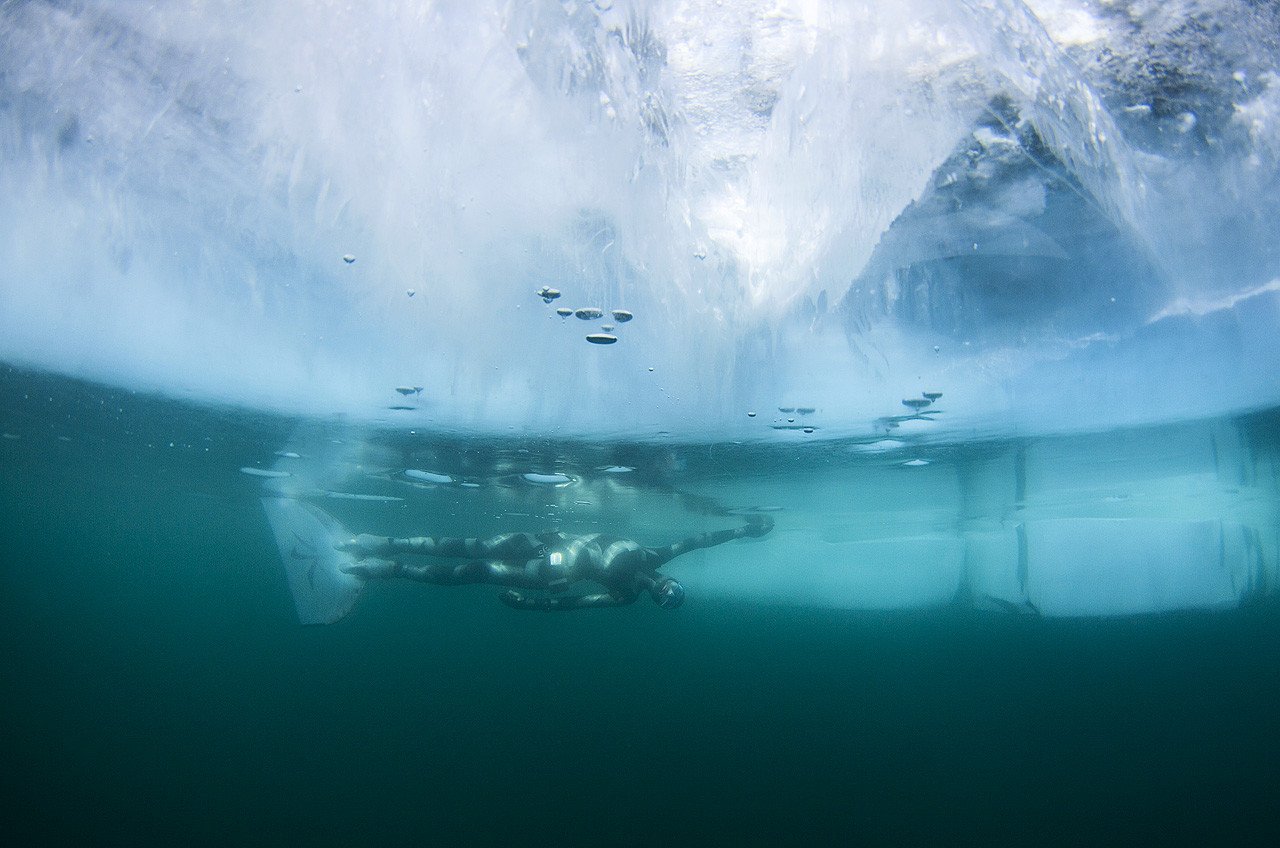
[3, 364, 1280, 846]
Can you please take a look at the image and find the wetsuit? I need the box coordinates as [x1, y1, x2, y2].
[339, 517, 772, 610]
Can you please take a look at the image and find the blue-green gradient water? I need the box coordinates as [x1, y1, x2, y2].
[4, 364, 1280, 845]
[5, 4, 1280, 841]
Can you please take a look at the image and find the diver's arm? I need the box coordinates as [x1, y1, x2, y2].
[499, 590, 634, 611]
[646, 516, 773, 566]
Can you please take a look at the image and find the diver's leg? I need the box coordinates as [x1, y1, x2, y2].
[340, 532, 552, 560]
[343, 557, 545, 589]
[469, 532, 557, 560]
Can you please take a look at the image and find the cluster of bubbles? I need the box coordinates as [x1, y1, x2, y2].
[339, 272, 642, 410]
[338, 254, 646, 404]
[537, 287, 634, 345]
[876, 392, 944, 432]
[744, 405, 820, 435]
[381, 385, 424, 411]
[738, 390, 945, 443]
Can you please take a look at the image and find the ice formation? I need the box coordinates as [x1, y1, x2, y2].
[1, 1, 1278, 440]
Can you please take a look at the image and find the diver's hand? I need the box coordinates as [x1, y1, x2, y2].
[743, 515, 774, 537]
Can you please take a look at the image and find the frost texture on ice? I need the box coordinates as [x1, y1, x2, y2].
[0, 1, 1277, 439]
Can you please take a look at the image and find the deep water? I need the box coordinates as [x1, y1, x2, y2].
[3, 364, 1280, 846]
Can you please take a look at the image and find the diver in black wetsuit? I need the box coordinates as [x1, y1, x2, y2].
[337, 516, 773, 611]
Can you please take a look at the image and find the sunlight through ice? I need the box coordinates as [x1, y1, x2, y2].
[1, 0, 1278, 439]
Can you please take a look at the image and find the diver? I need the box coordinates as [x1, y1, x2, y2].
[336, 515, 774, 611]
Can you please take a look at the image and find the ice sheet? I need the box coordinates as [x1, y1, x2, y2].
[1, 1, 1277, 439]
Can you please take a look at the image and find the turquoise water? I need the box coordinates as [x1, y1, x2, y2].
[4, 363, 1280, 845]
[5, 2, 1280, 843]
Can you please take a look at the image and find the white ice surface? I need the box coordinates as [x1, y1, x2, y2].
[1, 1, 1277, 439]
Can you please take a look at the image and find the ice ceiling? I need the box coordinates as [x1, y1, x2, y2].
[1, 0, 1278, 440]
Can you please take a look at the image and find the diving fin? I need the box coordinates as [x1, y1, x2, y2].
[261, 497, 364, 625]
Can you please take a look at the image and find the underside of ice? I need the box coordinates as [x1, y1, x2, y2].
[1, 1, 1278, 439]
